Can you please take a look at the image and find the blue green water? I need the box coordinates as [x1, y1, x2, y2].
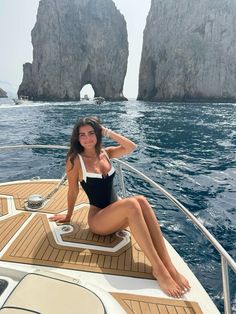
[0, 99, 235, 312]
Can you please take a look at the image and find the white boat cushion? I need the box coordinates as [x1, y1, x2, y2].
[2, 273, 105, 314]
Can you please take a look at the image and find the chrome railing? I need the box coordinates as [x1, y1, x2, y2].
[0, 145, 235, 314]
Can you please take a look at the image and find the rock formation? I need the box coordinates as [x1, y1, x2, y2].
[18, 0, 128, 101]
[138, 0, 236, 102]
[0, 87, 7, 98]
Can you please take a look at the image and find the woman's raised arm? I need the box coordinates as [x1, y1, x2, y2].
[102, 126, 137, 159]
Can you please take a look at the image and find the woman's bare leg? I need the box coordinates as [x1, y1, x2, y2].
[134, 195, 190, 291]
[88, 198, 183, 297]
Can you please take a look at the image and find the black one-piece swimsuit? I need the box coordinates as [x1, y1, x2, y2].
[78, 153, 118, 209]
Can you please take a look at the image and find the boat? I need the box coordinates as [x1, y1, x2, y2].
[12, 96, 31, 105]
[81, 94, 90, 101]
[94, 96, 105, 104]
[0, 145, 235, 314]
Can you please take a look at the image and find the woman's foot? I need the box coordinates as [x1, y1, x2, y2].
[152, 271, 184, 298]
[170, 270, 191, 292]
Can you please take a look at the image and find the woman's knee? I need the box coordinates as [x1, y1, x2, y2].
[125, 197, 142, 217]
[134, 195, 147, 205]
[134, 195, 157, 217]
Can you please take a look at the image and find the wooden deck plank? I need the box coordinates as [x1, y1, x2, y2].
[43, 245, 54, 261]
[0, 198, 8, 216]
[140, 301, 153, 314]
[63, 250, 72, 263]
[110, 293, 203, 314]
[97, 254, 105, 268]
[21, 222, 43, 258]
[125, 247, 132, 271]
[148, 303, 159, 314]
[70, 251, 79, 264]
[13, 197, 22, 210]
[14, 216, 41, 257]
[73, 251, 84, 264]
[83, 252, 92, 266]
[90, 253, 99, 267]
[131, 300, 142, 313]
[156, 304, 169, 314]
[117, 251, 126, 270]
[0, 212, 31, 251]
[123, 300, 133, 313]
[48, 248, 59, 262]
[45, 188, 70, 212]
[175, 306, 187, 314]
[55, 249, 66, 263]
[75, 208, 88, 240]
[131, 243, 139, 272]
[166, 305, 178, 313]
[34, 238, 50, 260]
[103, 255, 112, 269]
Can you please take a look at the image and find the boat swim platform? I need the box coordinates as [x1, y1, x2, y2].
[0, 180, 203, 314]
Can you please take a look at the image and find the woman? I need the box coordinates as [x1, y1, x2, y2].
[49, 116, 190, 297]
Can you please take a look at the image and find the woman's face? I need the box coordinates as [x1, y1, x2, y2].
[78, 124, 97, 148]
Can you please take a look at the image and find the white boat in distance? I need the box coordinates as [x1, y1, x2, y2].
[12, 96, 31, 105]
[0, 145, 235, 314]
[94, 96, 105, 104]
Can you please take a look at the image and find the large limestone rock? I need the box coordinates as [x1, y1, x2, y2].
[18, 0, 128, 101]
[138, 0, 236, 102]
[0, 87, 7, 98]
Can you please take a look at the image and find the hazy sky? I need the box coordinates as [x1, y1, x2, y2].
[0, 0, 151, 98]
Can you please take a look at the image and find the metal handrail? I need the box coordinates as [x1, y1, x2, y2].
[0, 144, 235, 313]
[0, 144, 69, 151]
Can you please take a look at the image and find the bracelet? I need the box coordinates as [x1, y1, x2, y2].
[104, 128, 112, 138]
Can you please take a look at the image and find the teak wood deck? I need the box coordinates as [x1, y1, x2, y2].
[111, 293, 203, 314]
[0, 181, 153, 278]
[0, 181, 88, 213]
[0, 181, 203, 314]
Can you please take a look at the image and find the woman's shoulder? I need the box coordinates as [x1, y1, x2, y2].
[66, 155, 82, 174]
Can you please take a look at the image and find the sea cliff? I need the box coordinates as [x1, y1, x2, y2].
[0, 87, 7, 98]
[18, 0, 128, 101]
[138, 0, 236, 102]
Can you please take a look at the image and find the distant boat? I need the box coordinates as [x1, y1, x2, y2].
[94, 96, 105, 104]
[81, 94, 90, 101]
[13, 95, 31, 105]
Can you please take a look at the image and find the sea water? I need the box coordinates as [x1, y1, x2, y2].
[0, 98, 235, 313]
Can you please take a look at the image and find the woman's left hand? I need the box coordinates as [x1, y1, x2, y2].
[49, 214, 71, 223]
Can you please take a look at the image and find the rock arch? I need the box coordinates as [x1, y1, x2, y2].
[18, 0, 128, 101]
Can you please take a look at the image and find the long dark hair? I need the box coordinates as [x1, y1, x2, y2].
[67, 116, 102, 167]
